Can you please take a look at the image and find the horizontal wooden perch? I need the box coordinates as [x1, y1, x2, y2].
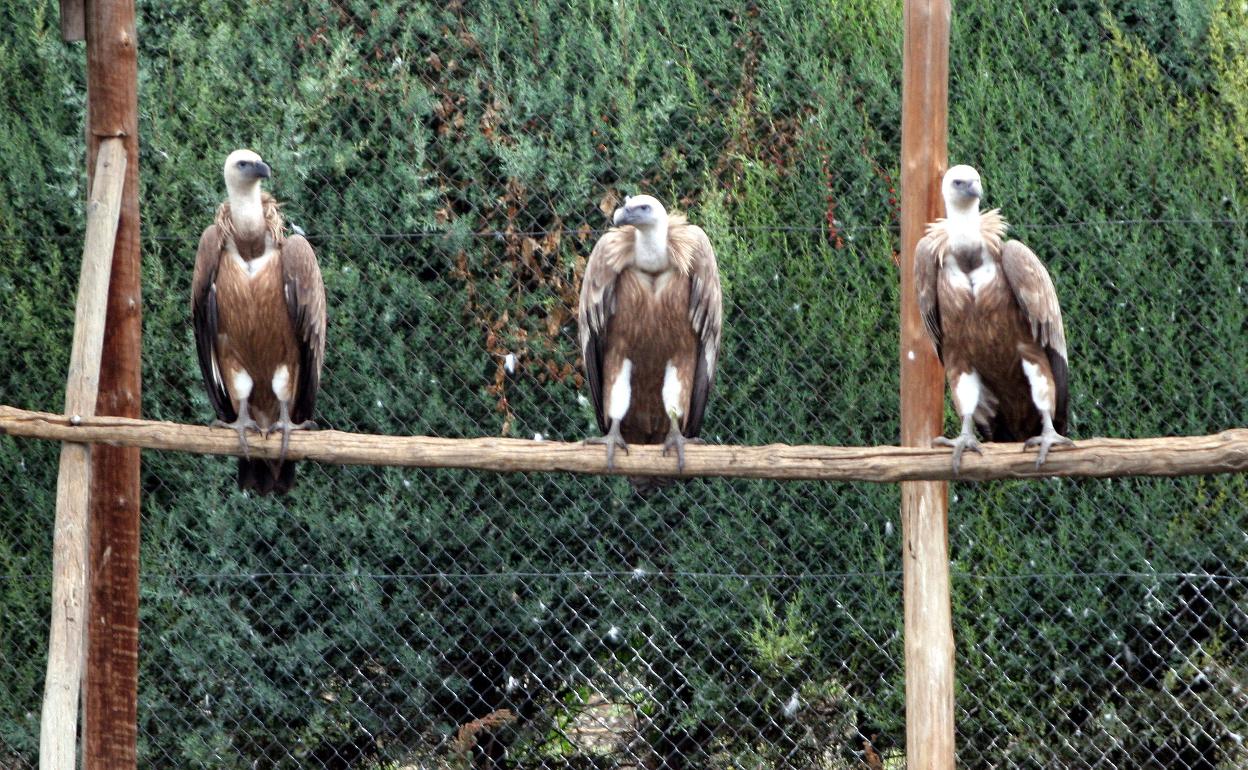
[2, 404, 1246, 483]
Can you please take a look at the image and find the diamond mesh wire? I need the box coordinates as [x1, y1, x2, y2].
[2, 1, 1247, 768]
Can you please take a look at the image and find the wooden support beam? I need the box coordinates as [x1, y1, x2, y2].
[3, 407, 1246, 483]
[84, 0, 143, 765]
[40, 138, 126, 770]
[900, 0, 954, 767]
[59, 0, 85, 42]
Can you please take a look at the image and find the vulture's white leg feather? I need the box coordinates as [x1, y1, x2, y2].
[953, 370, 982, 418]
[216, 368, 260, 457]
[934, 370, 986, 474]
[607, 359, 633, 422]
[662, 361, 683, 420]
[272, 364, 292, 403]
[230, 368, 254, 402]
[1021, 359, 1053, 413]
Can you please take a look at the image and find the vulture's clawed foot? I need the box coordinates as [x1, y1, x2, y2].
[266, 401, 317, 464]
[661, 429, 703, 473]
[213, 414, 261, 458]
[932, 432, 983, 476]
[584, 421, 629, 470]
[1023, 430, 1075, 468]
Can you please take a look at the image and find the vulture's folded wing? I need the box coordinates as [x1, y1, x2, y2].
[280, 233, 328, 424]
[683, 225, 723, 438]
[578, 229, 629, 433]
[914, 233, 944, 363]
[191, 225, 235, 422]
[1001, 239, 1069, 430]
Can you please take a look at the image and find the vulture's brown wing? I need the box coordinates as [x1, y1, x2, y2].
[280, 234, 327, 424]
[191, 225, 235, 422]
[577, 229, 630, 433]
[914, 233, 944, 363]
[1001, 239, 1069, 432]
[682, 225, 722, 438]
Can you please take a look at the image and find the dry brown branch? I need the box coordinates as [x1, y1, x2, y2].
[452, 708, 516, 757]
[3, 405, 1247, 483]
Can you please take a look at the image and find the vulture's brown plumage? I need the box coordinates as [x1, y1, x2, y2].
[578, 194, 722, 493]
[192, 149, 327, 494]
[915, 165, 1072, 472]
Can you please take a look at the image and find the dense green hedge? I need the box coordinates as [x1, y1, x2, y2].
[2, 0, 1246, 767]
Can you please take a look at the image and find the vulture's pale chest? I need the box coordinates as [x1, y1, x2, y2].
[214, 241, 298, 372]
[610, 268, 695, 359]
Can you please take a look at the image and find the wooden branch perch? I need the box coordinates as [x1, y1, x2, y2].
[3, 405, 1246, 483]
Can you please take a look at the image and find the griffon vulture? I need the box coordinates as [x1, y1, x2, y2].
[578, 195, 722, 492]
[915, 165, 1073, 473]
[192, 149, 327, 494]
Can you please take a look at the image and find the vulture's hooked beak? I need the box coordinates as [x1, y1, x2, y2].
[253, 161, 273, 180]
[613, 206, 635, 226]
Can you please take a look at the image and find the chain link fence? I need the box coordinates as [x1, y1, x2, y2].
[2, 0, 1247, 767]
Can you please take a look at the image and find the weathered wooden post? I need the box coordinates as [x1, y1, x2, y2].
[42, 0, 142, 766]
[39, 139, 126, 770]
[83, 0, 143, 765]
[899, 0, 955, 767]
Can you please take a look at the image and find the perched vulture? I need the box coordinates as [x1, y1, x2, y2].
[578, 194, 722, 492]
[192, 149, 327, 494]
[915, 165, 1073, 472]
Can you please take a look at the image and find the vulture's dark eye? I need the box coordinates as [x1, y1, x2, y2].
[641, 204, 651, 212]
[238, 161, 249, 168]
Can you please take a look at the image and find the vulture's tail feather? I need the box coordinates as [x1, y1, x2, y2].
[237, 458, 297, 495]
[628, 476, 684, 498]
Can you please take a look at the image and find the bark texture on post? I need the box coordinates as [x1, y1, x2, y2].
[39, 140, 126, 770]
[899, 0, 956, 767]
[84, 0, 142, 765]
[59, 0, 85, 41]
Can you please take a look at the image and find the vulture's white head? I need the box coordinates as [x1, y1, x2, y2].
[223, 149, 272, 196]
[613, 194, 668, 231]
[614, 194, 671, 271]
[941, 164, 983, 215]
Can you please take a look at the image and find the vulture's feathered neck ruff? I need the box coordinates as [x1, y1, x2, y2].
[631, 215, 671, 273]
[610, 212, 696, 277]
[218, 149, 283, 250]
[924, 206, 1007, 267]
[215, 192, 285, 250]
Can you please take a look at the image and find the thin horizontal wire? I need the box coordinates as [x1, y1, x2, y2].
[1, 218, 1243, 243]
[151, 570, 900, 581]
[958, 571, 1247, 581]
[0, 225, 871, 243]
[1011, 217, 1247, 229]
[2, 569, 1243, 582]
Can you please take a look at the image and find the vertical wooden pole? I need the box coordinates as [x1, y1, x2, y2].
[84, 0, 142, 766]
[899, 0, 954, 768]
[40, 140, 127, 770]
[59, 0, 85, 42]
